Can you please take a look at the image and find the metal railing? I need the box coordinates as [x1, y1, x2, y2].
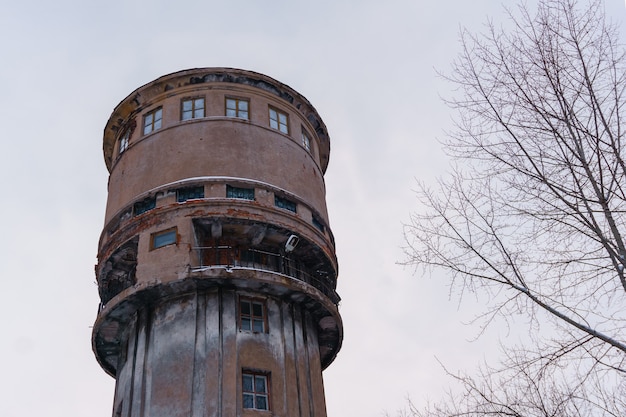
[191, 246, 339, 304]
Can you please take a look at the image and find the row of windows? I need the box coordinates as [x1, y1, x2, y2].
[114, 183, 327, 248]
[135, 185, 308, 218]
[119, 97, 312, 155]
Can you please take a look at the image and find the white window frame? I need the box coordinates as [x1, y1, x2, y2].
[242, 371, 270, 411]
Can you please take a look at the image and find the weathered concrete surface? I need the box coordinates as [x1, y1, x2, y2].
[112, 291, 328, 417]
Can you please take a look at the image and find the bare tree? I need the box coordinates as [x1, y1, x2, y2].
[404, 0, 626, 415]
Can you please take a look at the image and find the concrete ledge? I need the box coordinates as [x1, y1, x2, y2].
[92, 267, 343, 377]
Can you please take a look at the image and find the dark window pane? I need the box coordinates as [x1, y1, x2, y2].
[275, 196, 296, 213]
[243, 394, 254, 409]
[256, 395, 267, 410]
[242, 374, 253, 391]
[252, 302, 263, 317]
[312, 216, 324, 232]
[177, 186, 204, 202]
[241, 318, 251, 331]
[255, 375, 267, 393]
[134, 197, 156, 215]
[241, 318, 252, 331]
[227, 185, 254, 200]
[253, 319, 264, 333]
[240, 300, 251, 315]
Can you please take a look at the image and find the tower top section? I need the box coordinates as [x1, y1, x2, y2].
[103, 67, 331, 173]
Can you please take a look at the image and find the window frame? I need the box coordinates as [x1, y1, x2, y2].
[181, 97, 205, 120]
[150, 227, 178, 251]
[239, 297, 268, 333]
[312, 216, 325, 233]
[226, 185, 255, 200]
[118, 129, 130, 155]
[268, 106, 289, 134]
[143, 107, 163, 135]
[242, 370, 270, 411]
[176, 186, 205, 202]
[133, 196, 156, 216]
[225, 97, 250, 120]
[301, 128, 311, 151]
[274, 195, 297, 213]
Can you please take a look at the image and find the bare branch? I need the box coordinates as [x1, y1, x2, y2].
[403, 0, 626, 415]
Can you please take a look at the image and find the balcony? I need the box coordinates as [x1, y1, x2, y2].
[191, 246, 339, 304]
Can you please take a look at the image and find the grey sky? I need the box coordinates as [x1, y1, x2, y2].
[2, 1, 625, 416]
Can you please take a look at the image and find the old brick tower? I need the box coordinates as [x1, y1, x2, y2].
[93, 68, 342, 417]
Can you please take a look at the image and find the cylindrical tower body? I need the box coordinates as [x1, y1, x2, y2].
[93, 68, 341, 417]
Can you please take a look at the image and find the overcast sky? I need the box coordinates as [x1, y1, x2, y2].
[2, 1, 625, 416]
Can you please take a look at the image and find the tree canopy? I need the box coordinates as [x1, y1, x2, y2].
[404, 0, 626, 415]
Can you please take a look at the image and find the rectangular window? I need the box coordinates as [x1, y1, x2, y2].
[151, 227, 177, 250]
[312, 216, 325, 233]
[275, 195, 296, 213]
[242, 372, 270, 411]
[133, 196, 156, 216]
[239, 298, 266, 332]
[301, 129, 311, 151]
[177, 186, 204, 202]
[226, 98, 249, 120]
[269, 107, 288, 134]
[119, 130, 130, 154]
[143, 107, 163, 135]
[181, 97, 205, 120]
[226, 185, 254, 200]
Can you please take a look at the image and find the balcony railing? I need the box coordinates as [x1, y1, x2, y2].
[191, 246, 339, 304]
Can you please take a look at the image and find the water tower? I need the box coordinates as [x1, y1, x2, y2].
[93, 68, 342, 417]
